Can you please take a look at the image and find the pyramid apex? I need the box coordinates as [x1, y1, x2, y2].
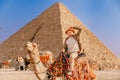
[54, 2, 63, 5]
[52, 2, 64, 7]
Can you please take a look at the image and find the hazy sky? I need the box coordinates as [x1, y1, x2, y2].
[0, 0, 120, 58]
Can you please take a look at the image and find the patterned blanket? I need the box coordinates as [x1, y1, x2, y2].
[47, 52, 69, 78]
[47, 52, 96, 80]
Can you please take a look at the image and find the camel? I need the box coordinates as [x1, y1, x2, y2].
[25, 42, 48, 80]
[1, 60, 12, 69]
[26, 42, 66, 80]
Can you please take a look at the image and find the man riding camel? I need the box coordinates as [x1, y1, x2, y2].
[63, 26, 82, 76]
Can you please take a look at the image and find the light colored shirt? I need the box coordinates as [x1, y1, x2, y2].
[66, 37, 80, 52]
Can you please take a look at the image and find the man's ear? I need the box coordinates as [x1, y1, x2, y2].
[32, 43, 37, 47]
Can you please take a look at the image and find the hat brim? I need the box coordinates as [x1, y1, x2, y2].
[65, 29, 75, 34]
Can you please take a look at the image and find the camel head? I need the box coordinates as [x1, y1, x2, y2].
[26, 42, 38, 53]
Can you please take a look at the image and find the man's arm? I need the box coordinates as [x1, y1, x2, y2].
[73, 27, 82, 37]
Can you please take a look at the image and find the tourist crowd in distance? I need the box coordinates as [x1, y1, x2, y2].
[0, 56, 30, 71]
[14, 56, 30, 71]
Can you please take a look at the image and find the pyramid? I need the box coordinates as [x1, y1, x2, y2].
[0, 2, 120, 70]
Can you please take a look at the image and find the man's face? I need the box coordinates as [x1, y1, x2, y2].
[67, 31, 74, 36]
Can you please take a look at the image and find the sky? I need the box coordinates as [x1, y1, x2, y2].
[0, 0, 120, 58]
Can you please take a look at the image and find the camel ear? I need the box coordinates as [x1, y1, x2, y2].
[32, 43, 37, 47]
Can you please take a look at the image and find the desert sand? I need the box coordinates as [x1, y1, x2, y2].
[0, 69, 120, 80]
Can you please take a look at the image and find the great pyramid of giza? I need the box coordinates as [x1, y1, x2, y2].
[0, 2, 120, 70]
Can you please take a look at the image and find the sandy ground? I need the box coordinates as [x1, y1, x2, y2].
[95, 70, 120, 80]
[0, 69, 120, 80]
